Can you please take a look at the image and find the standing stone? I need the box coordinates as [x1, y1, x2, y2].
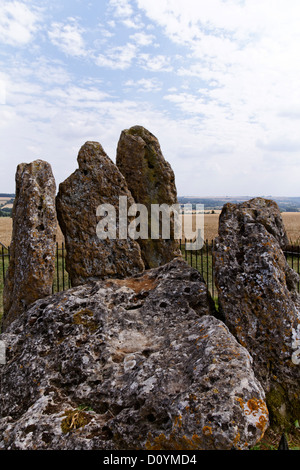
[56, 141, 144, 287]
[2, 160, 57, 331]
[214, 197, 300, 429]
[116, 125, 182, 269]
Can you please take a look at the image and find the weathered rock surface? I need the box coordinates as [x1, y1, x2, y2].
[2, 160, 57, 332]
[56, 141, 144, 287]
[214, 197, 300, 429]
[116, 126, 182, 269]
[0, 259, 268, 450]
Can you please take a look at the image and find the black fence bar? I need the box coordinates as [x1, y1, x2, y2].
[62, 242, 65, 291]
[56, 242, 59, 291]
[206, 240, 209, 288]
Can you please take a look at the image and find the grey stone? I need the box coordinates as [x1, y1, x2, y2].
[56, 141, 144, 287]
[2, 160, 57, 331]
[116, 126, 182, 269]
[0, 258, 268, 450]
[214, 197, 300, 429]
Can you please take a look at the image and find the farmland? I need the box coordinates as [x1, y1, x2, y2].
[202, 211, 300, 244]
[1, 212, 300, 246]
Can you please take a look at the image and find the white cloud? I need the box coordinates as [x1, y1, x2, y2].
[125, 78, 162, 93]
[48, 18, 87, 57]
[0, 77, 6, 105]
[108, 0, 144, 29]
[135, 0, 300, 169]
[136, 0, 300, 44]
[139, 53, 172, 72]
[1, 0, 300, 197]
[95, 43, 137, 69]
[0, 0, 41, 46]
[45, 85, 110, 109]
[121, 18, 142, 29]
[129, 32, 155, 47]
[108, 0, 134, 18]
[257, 138, 300, 154]
[94, 31, 157, 71]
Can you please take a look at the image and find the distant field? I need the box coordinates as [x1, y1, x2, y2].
[1, 212, 300, 246]
[185, 212, 300, 244]
[0, 219, 64, 247]
[0, 197, 13, 206]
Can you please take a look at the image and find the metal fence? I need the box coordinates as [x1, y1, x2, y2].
[180, 239, 217, 298]
[1, 241, 300, 317]
[180, 240, 300, 297]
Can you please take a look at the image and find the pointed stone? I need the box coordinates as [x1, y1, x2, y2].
[116, 125, 182, 269]
[2, 160, 57, 331]
[56, 141, 144, 287]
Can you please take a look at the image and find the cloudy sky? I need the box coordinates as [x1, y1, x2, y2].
[1, 0, 300, 197]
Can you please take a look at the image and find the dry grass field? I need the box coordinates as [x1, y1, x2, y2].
[182, 211, 300, 244]
[1, 212, 300, 246]
[0, 197, 13, 210]
[0, 218, 12, 247]
[0, 218, 64, 247]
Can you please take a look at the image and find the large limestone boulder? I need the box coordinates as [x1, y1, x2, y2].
[56, 141, 144, 287]
[2, 160, 57, 331]
[116, 126, 182, 269]
[214, 197, 300, 429]
[0, 259, 268, 450]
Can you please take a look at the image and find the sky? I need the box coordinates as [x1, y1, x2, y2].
[1, 0, 300, 197]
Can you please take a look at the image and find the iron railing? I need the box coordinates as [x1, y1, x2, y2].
[1, 241, 300, 318]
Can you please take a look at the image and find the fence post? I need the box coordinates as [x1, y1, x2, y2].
[211, 240, 214, 299]
[56, 242, 59, 292]
[206, 239, 209, 287]
[62, 242, 65, 291]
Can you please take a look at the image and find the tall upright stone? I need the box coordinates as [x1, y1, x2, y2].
[116, 125, 182, 269]
[2, 160, 57, 331]
[56, 141, 144, 287]
[214, 197, 300, 429]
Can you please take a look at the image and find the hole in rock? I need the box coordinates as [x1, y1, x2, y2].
[147, 413, 156, 423]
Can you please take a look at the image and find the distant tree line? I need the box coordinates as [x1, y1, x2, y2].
[0, 208, 12, 217]
[178, 197, 300, 213]
[280, 207, 300, 212]
[0, 194, 14, 217]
